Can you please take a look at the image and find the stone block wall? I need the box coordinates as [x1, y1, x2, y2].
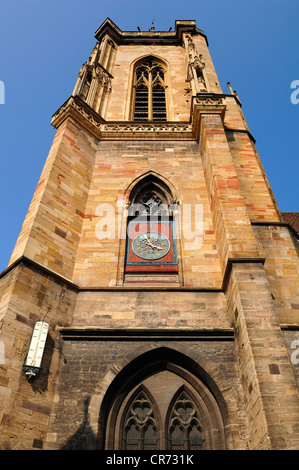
[8, 119, 98, 281]
[0, 263, 77, 450]
[1, 19, 298, 451]
[73, 139, 222, 288]
[226, 262, 299, 449]
[44, 338, 248, 450]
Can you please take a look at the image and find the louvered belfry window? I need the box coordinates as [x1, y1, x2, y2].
[133, 57, 167, 121]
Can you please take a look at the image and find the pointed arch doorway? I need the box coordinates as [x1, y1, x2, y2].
[98, 347, 231, 450]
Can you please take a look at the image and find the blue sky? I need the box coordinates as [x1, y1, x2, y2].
[0, 0, 298, 273]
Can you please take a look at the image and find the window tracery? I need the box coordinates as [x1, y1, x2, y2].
[122, 390, 159, 450]
[124, 173, 179, 278]
[168, 391, 204, 450]
[133, 57, 167, 121]
[130, 188, 170, 217]
[128, 174, 175, 216]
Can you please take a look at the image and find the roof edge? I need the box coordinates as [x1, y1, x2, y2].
[94, 17, 208, 46]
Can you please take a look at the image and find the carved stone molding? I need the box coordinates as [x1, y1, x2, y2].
[194, 95, 224, 107]
[51, 95, 105, 139]
[192, 94, 226, 141]
[94, 18, 208, 47]
[94, 64, 112, 93]
[101, 122, 193, 141]
[185, 35, 209, 93]
[51, 94, 226, 141]
[51, 96, 193, 140]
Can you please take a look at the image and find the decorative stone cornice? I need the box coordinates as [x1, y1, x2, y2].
[94, 18, 208, 46]
[51, 95, 194, 141]
[192, 94, 226, 141]
[51, 95, 105, 139]
[51, 93, 228, 141]
[59, 327, 234, 341]
[100, 121, 193, 141]
[194, 95, 225, 107]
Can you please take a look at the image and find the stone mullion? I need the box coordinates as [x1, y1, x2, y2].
[148, 71, 153, 120]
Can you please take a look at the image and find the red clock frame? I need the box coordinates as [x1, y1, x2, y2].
[125, 220, 178, 273]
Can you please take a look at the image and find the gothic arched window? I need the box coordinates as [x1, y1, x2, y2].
[167, 390, 204, 450]
[125, 174, 178, 275]
[133, 57, 167, 121]
[122, 389, 160, 450]
[101, 350, 229, 450]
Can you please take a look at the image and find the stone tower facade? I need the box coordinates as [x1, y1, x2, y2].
[1, 18, 299, 451]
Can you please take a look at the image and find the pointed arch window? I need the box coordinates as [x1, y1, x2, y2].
[102, 349, 230, 450]
[167, 390, 204, 450]
[122, 389, 159, 450]
[129, 174, 174, 217]
[125, 174, 178, 275]
[133, 57, 167, 121]
[114, 384, 206, 450]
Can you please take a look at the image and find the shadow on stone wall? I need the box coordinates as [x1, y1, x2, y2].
[60, 397, 97, 450]
[26, 334, 55, 394]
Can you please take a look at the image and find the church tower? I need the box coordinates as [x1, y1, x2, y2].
[1, 18, 299, 451]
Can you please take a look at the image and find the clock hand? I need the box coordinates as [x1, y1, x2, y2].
[145, 241, 156, 249]
[143, 239, 155, 249]
[142, 234, 164, 250]
[146, 239, 163, 250]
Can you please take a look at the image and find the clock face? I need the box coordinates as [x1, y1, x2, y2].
[132, 232, 171, 260]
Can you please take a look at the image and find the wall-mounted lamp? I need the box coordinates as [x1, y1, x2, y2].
[23, 321, 49, 381]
